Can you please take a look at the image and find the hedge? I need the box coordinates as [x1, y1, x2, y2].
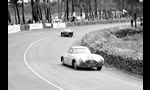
[65, 19, 130, 27]
[81, 26, 143, 76]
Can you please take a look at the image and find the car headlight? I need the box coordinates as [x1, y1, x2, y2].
[79, 58, 83, 63]
[100, 59, 104, 64]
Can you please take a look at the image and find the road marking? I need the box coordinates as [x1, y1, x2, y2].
[24, 37, 64, 90]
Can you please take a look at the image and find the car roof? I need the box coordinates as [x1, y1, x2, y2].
[71, 46, 89, 49]
[63, 28, 71, 30]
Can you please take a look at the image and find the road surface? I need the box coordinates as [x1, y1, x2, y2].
[8, 23, 143, 90]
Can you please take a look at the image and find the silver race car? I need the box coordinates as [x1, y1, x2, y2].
[61, 46, 104, 70]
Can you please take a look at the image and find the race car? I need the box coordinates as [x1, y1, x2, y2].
[61, 46, 104, 70]
[61, 28, 74, 37]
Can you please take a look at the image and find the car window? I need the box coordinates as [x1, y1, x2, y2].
[67, 48, 73, 53]
[72, 48, 91, 54]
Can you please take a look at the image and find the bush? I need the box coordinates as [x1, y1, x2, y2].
[20, 24, 30, 31]
[96, 51, 143, 75]
[65, 19, 130, 27]
[81, 26, 143, 76]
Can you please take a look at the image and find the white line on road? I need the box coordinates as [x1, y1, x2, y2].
[24, 36, 64, 90]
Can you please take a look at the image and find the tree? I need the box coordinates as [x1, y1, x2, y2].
[33, 0, 43, 22]
[58, 0, 60, 18]
[43, 0, 49, 21]
[48, 0, 52, 23]
[72, 0, 75, 14]
[22, 0, 25, 23]
[8, 9, 11, 24]
[30, 0, 34, 21]
[66, 0, 69, 21]
[15, 0, 20, 23]
[10, 0, 20, 24]
[60, 0, 63, 19]
[83, 0, 88, 20]
[94, 0, 98, 19]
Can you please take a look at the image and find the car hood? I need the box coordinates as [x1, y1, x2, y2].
[72, 53, 104, 62]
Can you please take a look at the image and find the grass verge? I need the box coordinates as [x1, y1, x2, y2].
[81, 26, 143, 76]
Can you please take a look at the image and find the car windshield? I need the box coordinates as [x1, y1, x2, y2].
[72, 48, 91, 54]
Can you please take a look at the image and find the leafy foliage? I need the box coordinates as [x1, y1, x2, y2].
[81, 26, 143, 75]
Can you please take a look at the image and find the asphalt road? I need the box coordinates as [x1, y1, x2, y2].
[8, 23, 143, 90]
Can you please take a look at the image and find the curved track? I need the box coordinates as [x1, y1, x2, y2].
[8, 23, 143, 90]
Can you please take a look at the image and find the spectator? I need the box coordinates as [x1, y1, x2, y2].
[71, 16, 75, 22]
[27, 19, 33, 24]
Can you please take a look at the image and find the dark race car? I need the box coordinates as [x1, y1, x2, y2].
[61, 28, 74, 37]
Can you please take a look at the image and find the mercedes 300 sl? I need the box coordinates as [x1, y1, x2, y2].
[61, 46, 104, 70]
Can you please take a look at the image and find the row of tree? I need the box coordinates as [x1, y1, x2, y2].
[8, 0, 143, 24]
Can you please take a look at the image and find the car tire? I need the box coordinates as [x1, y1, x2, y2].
[61, 57, 65, 64]
[72, 60, 79, 70]
[69, 34, 72, 37]
[97, 66, 102, 70]
[61, 33, 64, 37]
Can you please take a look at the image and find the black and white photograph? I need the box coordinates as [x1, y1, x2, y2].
[8, 0, 143, 90]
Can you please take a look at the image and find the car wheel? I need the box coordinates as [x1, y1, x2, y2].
[72, 60, 79, 70]
[71, 33, 73, 37]
[61, 57, 65, 64]
[97, 66, 102, 70]
[69, 34, 72, 37]
[61, 33, 64, 37]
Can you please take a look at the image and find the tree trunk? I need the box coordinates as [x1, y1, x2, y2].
[15, 2, 20, 24]
[45, 0, 49, 22]
[58, 0, 60, 19]
[88, 0, 92, 20]
[134, 12, 137, 28]
[43, 0, 48, 21]
[8, 9, 11, 23]
[99, 9, 101, 20]
[80, 6, 82, 16]
[60, 0, 63, 19]
[83, 0, 87, 20]
[94, 0, 97, 19]
[38, 3, 43, 21]
[66, 0, 69, 21]
[72, 0, 74, 14]
[13, 4, 17, 23]
[22, 0, 25, 24]
[31, 0, 34, 21]
[48, 0, 52, 23]
[115, 11, 117, 19]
